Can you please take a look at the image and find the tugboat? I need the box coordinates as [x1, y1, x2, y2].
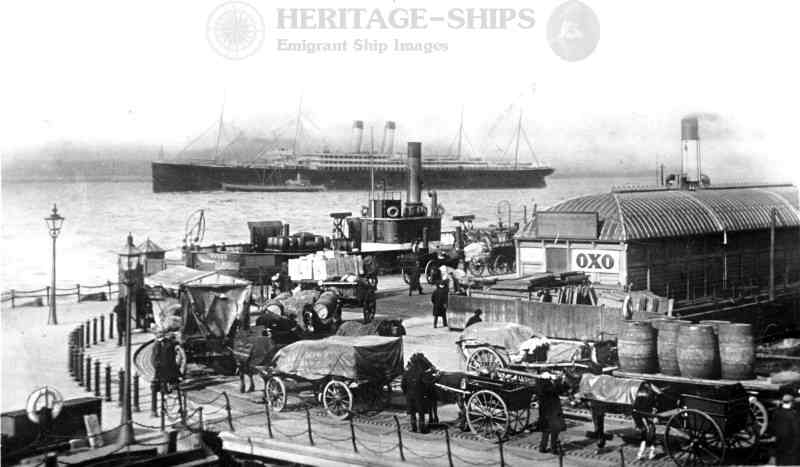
[221, 173, 325, 192]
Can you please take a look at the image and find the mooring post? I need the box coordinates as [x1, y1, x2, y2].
[349, 417, 357, 453]
[444, 427, 454, 467]
[151, 381, 159, 417]
[100, 315, 105, 342]
[264, 394, 273, 438]
[393, 415, 405, 461]
[94, 360, 101, 397]
[78, 324, 84, 349]
[133, 373, 141, 412]
[76, 350, 83, 384]
[68, 342, 74, 376]
[85, 320, 91, 348]
[92, 317, 97, 345]
[85, 356, 92, 393]
[109, 313, 114, 340]
[305, 407, 314, 446]
[118, 369, 125, 406]
[497, 434, 505, 467]
[105, 365, 112, 402]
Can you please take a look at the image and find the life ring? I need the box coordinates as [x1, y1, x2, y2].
[26, 386, 64, 424]
[361, 205, 369, 216]
[386, 205, 401, 218]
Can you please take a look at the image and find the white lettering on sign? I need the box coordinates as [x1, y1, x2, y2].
[571, 249, 619, 273]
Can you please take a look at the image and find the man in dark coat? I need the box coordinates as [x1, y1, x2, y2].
[151, 332, 184, 414]
[772, 393, 800, 465]
[536, 376, 566, 454]
[408, 260, 424, 296]
[113, 297, 126, 342]
[431, 281, 449, 328]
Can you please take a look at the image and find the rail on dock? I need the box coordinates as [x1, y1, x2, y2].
[1, 281, 120, 308]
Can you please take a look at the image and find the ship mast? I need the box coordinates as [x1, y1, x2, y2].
[292, 97, 303, 156]
[370, 126, 375, 217]
[456, 107, 464, 160]
[214, 101, 225, 162]
[514, 110, 523, 170]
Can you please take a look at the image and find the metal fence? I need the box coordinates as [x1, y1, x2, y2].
[1, 281, 120, 308]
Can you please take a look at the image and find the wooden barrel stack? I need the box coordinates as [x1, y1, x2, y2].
[718, 323, 755, 380]
[676, 324, 719, 379]
[618, 321, 658, 373]
[655, 319, 691, 376]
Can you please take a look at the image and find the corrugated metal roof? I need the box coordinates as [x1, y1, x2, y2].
[517, 185, 800, 242]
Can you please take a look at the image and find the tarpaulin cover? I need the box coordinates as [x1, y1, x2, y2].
[577, 373, 644, 405]
[457, 322, 535, 353]
[272, 335, 403, 382]
[182, 283, 252, 339]
[145, 266, 208, 292]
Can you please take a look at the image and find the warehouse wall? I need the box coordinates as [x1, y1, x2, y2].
[626, 228, 800, 300]
[516, 240, 626, 286]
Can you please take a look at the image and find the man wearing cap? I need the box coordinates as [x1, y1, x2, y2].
[772, 392, 800, 465]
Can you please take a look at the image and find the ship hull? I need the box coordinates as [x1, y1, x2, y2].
[151, 162, 554, 192]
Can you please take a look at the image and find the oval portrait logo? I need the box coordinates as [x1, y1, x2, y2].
[207, 1, 265, 60]
[547, 0, 600, 62]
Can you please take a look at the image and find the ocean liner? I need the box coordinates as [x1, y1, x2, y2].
[151, 115, 554, 193]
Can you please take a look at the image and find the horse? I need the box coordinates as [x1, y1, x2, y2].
[401, 353, 439, 433]
[232, 313, 303, 393]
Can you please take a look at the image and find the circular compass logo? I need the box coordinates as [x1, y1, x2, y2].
[547, 0, 600, 62]
[206, 1, 265, 60]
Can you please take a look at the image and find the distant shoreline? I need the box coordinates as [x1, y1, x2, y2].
[1, 175, 151, 184]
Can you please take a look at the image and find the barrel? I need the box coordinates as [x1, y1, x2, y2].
[617, 321, 658, 373]
[677, 324, 719, 379]
[656, 319, 691, 376]
[718, 323, 755, 380]
[313, 291, 338, 320]
[700, 320, 730, 336]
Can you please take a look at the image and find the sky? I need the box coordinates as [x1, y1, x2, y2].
[1, 0, 799, 180]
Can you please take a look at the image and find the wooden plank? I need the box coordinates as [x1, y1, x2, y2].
[612, 370, 782, 393]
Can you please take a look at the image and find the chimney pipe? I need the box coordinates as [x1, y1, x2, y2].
[681, 116, 701, 184]
[380, 121, 396, 155]
[406, 142, 422, 215]
[352, 120, 364, 154]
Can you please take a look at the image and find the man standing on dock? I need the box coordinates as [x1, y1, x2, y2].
[431, 280, 448, 328]
[408, 260, 424, 296]
[772, 392, 800, 465]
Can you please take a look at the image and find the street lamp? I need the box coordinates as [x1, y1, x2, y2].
[116, 233, 141, 446]
[44, 205, 65, 325]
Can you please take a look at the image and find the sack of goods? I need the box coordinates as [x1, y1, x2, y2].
[288, 251, 363, 281]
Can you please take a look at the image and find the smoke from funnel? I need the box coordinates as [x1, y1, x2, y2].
[352, 120, 364, 153]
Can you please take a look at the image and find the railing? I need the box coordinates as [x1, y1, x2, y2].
[1, 281, 120, 308]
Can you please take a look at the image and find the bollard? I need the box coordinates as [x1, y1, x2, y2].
[444, 427, 454, 467]
[349, 417, 357, 453]
[118, 369, 125, 406]
[79, 324, 85, 349]
[77, 351, 84, 385]
[94, 360, 101, 397]
[305, 407, 314, 446]
[92, 317, 97, 345]
[85, 321, 91, 348]
[497, 434, 505, 467]
[151, 381, 160, 417]
[133, 374, 140, 412]
[109, 313, 114, 340]
[160, 392, 166, 431]
[68, 344, 74, 376]
[100, 315, 105, 342]
[223, 392, 234, 431]
[105, 365, 112, 402]
[85, 356, 92, 393]
[393, 415, 405, 461]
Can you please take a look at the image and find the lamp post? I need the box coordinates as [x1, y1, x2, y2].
[116, 233, 141, 446]
[44, 205, 65, 325]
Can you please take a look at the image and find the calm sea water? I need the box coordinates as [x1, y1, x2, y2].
[1, 175, 653, 291]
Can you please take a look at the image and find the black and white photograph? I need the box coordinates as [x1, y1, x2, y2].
[2, 1, 800, 465]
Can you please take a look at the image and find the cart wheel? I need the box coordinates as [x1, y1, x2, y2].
[491, 255, 511, 276]
[323, 380, 353, 420]
[468, 258, 486, 276]
[748, 398, 768, 437]
[466, 390, 510, 441]
[725, 410, 760, 461]
[508, 406, 530, 434]
[265, 376, 287, 412]
[466, 348, 506, 374]
[664, 409, 726, 467]
[425, 261, 437, 284]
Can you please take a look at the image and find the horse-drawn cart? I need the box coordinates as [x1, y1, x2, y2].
[260, 335, 403, 420]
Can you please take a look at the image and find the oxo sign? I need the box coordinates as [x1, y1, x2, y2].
[571, 249, 619, 273]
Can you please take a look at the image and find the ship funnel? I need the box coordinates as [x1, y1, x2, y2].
[380, 121, 396, 155]
[681, 116, 701, 183]
[405, 142, 424, 216]
[352, 120, 364, 153]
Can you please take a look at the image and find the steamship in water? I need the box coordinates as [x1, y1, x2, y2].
[151, 116, 554, 192]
